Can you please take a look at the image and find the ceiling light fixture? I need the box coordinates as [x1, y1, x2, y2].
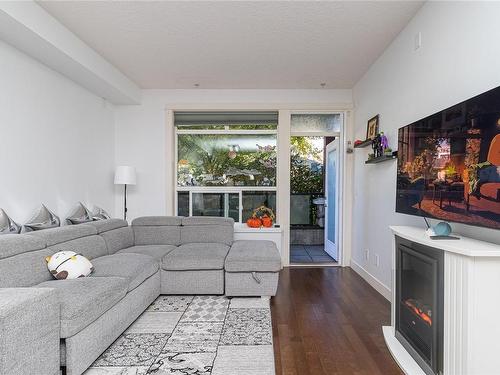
[320, 83, 326, 88]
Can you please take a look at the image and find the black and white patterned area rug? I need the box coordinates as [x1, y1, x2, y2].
[83, 295, 275, 375]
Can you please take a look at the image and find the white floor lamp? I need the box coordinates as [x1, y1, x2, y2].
[114, 166, 136, 220]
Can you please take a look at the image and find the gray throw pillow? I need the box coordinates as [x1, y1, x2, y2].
[92, 206, 111, 220]
[0, 208, 21, 234]
[24, 204, 61, 232]
[66, 202, 93, 225]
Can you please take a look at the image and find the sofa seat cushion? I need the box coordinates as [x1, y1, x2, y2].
[116, 245, 177, 261]
[37, 277, 128, 338]
[225, 240, 281, 272]
[91, 253, 159, 291]
[162, 243, 230, 271]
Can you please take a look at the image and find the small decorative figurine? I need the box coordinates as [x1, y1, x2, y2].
[380, 132, 389, 151]
[371, 136, 377, 156]
[372, 133, 383, 158]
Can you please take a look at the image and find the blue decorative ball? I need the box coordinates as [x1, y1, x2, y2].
[433, 222, 452, 236]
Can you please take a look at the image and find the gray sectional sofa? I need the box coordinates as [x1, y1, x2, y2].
[0, 216, 281, 375]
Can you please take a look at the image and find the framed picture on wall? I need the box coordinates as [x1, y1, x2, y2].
[366, 115, 379, 140]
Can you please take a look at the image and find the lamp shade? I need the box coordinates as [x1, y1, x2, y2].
[114, 166, 136, 185]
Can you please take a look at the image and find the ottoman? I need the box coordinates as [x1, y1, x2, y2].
[224, 240, 281, 297]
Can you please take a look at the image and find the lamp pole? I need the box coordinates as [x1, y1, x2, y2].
[114, 166, 136, 222]
[124, 184, 128, 220]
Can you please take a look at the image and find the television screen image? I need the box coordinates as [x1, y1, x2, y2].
[396, 86, 500, 230]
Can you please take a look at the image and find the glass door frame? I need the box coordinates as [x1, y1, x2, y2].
[289, 110, 344, 266]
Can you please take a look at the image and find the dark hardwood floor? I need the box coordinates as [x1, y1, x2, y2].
[271, 267, 402, 375]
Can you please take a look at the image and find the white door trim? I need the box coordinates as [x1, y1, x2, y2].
[324, 138, 340, 262]
[165, 105, 353, 268]
[288, 113, 347, 267]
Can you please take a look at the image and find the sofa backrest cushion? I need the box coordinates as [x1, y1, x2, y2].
[47, 235, 108, 260]
[132, 216, 182, 226]
[27, 225, 96, 246]
[85, 218, 134, 254]
[180, 217, 234, 245]
[85, 218, 128, 234]
[0, 234, 53, 288]
[132, 216, 182, 246]
[100, 227, 134, 254]
[27, 225, 109, 260]
[0, 234, 46, 259]
[0, 248, 54, 288]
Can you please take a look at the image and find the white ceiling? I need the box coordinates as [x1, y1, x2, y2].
[38, 1, 423, 90]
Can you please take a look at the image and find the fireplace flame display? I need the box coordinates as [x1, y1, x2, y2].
[404, 299, 432, 326]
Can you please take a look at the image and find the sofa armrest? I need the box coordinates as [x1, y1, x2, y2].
[0, 288, 60, 375]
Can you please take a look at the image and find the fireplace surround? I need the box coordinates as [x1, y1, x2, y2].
[395, 236, 443, 375]
[384, 226, 500, 375]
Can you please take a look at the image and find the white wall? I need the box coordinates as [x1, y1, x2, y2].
[0, 39, 115, 224]
[352, 1, 500, 296]
[113, 89, 352, 220]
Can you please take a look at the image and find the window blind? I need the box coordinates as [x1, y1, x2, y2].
[174, 111, 278, 126]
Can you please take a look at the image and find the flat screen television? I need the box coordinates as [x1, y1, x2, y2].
[396, 86, 500, 230]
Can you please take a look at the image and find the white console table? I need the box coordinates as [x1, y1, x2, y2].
[233, 223, 283, 268]
[385, 226, 500, 375]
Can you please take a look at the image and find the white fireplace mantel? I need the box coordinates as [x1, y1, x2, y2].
[390, 226, 500, 257]
[384, 226, 500, 375]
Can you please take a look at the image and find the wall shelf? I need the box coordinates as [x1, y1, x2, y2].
[354, 139, 373, 148]
[365, 154, 397, 164]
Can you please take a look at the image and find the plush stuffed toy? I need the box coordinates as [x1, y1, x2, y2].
[45, 251, 94, 280]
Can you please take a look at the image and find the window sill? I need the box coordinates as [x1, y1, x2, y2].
[234, 223, 283, 233]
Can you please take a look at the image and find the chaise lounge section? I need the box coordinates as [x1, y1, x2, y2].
[27, 223, 161, 375]
[0, 216, 281, 375]
[225, 240, 282, 296]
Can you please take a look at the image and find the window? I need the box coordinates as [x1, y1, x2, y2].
[242, 191, 276, 222]
[291, 113, 342, 133]
[192, 192, 239, 221]
[177, 134, 277, 187]
[175, 111, 278, 223]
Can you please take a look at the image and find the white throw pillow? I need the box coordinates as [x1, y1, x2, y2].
[45, 251, 94, 280]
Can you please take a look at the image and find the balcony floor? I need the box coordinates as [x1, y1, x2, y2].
[290, 244, 336, 264]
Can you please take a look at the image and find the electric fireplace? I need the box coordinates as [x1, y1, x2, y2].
[387, 227, 500, 374]
[395, 236, 444, 375]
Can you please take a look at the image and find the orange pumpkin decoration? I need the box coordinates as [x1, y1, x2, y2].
[246, 217, 262, 228]
[261, 215, 273, 228]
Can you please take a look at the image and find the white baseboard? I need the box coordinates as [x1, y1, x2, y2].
[350, 259, 391, 301]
